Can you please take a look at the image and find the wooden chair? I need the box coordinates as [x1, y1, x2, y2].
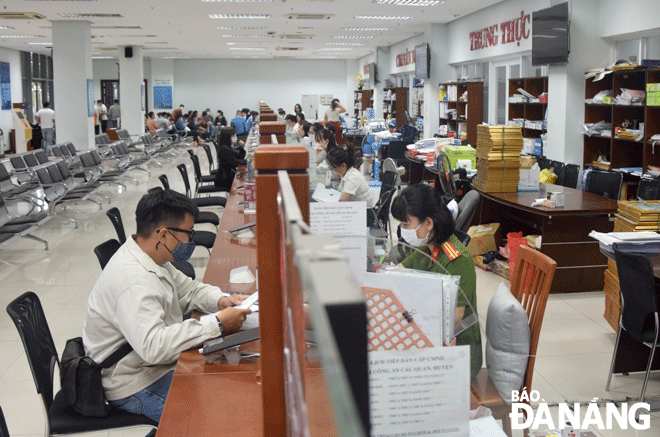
[471, 245, 557, 436]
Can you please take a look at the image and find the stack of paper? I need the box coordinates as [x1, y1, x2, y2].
[589, 230, 660, 253]
[473, 125, 523, 193]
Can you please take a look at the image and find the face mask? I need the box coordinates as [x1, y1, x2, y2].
[164, 231, 196, 262]
[331, 169, 343, 179]
[400, 223, 430, 247]
[231, 136, 238, 144]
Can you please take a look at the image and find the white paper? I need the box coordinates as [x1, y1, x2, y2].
[229, 266, 256, 284]
[368, 346, 470, 437]
[312, 183, 342, 203]
[469, 416, 508, 437]
[236, 291, 258, 310]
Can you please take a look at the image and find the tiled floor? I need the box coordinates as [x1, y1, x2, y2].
[0, 148, 658, 436]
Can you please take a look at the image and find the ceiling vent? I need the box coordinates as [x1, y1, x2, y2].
[279, 34, 313, 40]
[276, 47, 304, 51]
[58, 13, 123, 18]
[0, 12, 46, 20]
[286, 13, 333, 20]
[98, 46, 119, 51]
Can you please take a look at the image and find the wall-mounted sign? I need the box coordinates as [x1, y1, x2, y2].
[469, 10, 531, 51]
[153, 79, 173, 109]
[87, 79, 94, 117]
[0, 62, 11, 111]
[396, 48, 416, 68]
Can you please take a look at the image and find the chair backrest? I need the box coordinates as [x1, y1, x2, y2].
[536, 157, 552, 170]
[55, 160, 72, 180]
[35, 167, 53, 185]
[202, 144, 215, 170]
[455, 190, 480, 233]
[585, 170, 623, 200]
[158, 174, 171, 191]
[34, 150, 49, 164]
[613, 245, 659, 344]
[559, 164, 580, 189]
[189, 154, 203, 183]
[8, 156, 27, 172]
[141, 134, 153, 145]
[510, 245, 557, 394]
[66, 142, 78, 157]
[387, 141, 409, 161]
[638, 177, 660, 200]
[51, 146, 63, 158]
[550, 160, 564, 182]
[94, 238, 122, 270]
[23, 153, 39, 168]
[106, 207, 127, 244]
[6, 292, 59, 412]
[453, 229, 471, 247]
[0, 405, 10, 437]
[45, 163, 64, 184]
[78, 151, 96, 169]
[57, 144, 71, 158]
[0, 162, 11, 184]
[400, 125, 417, 143]
[0, 193, 11, 227]
[176, 164, 192, 197]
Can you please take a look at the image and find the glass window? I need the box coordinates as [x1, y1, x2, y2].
[617, 38, 640, 62]
[648, 36, 660, 59]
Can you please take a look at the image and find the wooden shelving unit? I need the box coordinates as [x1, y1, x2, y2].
[508, 76, 548, 140]
[411, 84, 424, 119]
[439, 81, 484, 146]
[382, 87, 408, 128]
[353, 89, 373, 119]
[583, 68, 660, 173]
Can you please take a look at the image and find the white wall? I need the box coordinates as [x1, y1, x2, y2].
[148, 58, 174, 114]
[0, 47, 22, 151]
[92, 59, 118, 101]
[388, 34, 426, 76]
[600, 0, 660, 39]
[172, 59, 348, 120]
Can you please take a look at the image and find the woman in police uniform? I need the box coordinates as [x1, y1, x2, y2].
[391, 184, 482, 379]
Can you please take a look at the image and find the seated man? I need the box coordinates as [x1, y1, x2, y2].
[83, 189, 250, 426]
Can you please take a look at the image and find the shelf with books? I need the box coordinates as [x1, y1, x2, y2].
[438, 81, 482, 145]
[508, 76, 548, 140]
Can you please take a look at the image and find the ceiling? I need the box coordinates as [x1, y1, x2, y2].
[0, 0, 502, 60]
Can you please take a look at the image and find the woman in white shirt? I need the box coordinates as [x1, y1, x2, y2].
[324, 98, 346, 147]
[326, 147, 376, 208]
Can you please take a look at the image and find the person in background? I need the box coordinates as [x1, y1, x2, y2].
[277, 108, 286, 122]
[108, 99, 121, 129]
[187, 110, 204, 147]
[174, 113, 186, 137]
[204, 109, 213, 126]
[315, 128, 338, 169]
[325, 147, 376, 208]
[291, 114, 302, 143]
[391, 184, 482, 380]
[93, 105, 99, 135]
[310, 122, 324, 138]
[215, 110, 227, 128]
[294, 103, 304, 118]
[245, 110, 258, 132]
[35, 101, 55, 155]
[324, 98, 346, 146]
[231, 109, 248, 142]
[285, 114, 297, 144]
[83, 189, 250, 426]
[97, 99, 108, 133]
[298, 121, 312, 147]
[213, 127, 246, 192]
[156, 112, 171, 131]
[241, 108, 250, 120]
[146, 111, 158, 136]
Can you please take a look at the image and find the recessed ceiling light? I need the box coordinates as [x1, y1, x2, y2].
[106, 34, 157, 37]
[58, 13, 122, 18]
[311, 56, 339, 59]
[342, 27, 390, 31]
[229, 47, 267, 50]
[210, 14, 270, 19]
[92, 26, 141, 29]
[202, 0, 271, 2]
[0, 27, 15, 31]
[325, 42, 363, 46]
[218, 26, 268, 30]
[373, 0, 442, 5]
[226, 42, 268, 45]
[354, 16, 412, 20]
[333, 35, 374, 39]
[0, 35, 45, 39]
[92, 56, 116, 59]
[162, 56, 191, 59]
[222, 34, 265, 38]
[28, 42, 52, 45]
[317, 47, 353, 51]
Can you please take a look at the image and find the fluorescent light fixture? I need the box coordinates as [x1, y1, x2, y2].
[229, 47, 267, 50]
[311, 56, 340, 59]
[106, 34, 157, 37]
[203, 0, 271, 2]
[333, 35, 374, 39]
[325, 42, 363, 46]
[317, 47, 353, 51]
[0, 35, 45, 39]
[226, 42, 268, 45]
[28, 42, 52, 45]
[218, 26, 268, 29]
[210, 14, 270, 19]
[162, 56, 191, 59]
[58, 13, 122, 18]
[374, 0, 442, 5]
[354, 15, 412, 20]
[342, 27, 390, 31]
[0, 27, 15, 30]
[92, 56, 116, 59]
[222, 34, 265, 37]
[92, 26, 141, 29]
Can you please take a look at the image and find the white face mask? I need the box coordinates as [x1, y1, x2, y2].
[400, 223, 430, 247]
[231, 136, 238, 144]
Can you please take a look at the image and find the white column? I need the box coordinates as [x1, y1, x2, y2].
[424, 24, 451, 138]
[119, 45, 144, 136]
[52, 21, 94, 150]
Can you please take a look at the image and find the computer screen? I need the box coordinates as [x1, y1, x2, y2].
[532, 2, 570, 66]
[415, 43, 430, 79]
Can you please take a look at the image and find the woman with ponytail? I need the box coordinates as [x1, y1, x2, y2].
[324, 98, 346, 146]
[391, 184, 482, 379]
[326, 147, 376, 208]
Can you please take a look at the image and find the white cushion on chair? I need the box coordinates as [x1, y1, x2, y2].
[485, 282, 531, 404]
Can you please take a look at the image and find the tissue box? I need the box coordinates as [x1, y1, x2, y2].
[518, 167, 540, 191]
[547, 191, 565, 207]
[467, 223, 503, 256]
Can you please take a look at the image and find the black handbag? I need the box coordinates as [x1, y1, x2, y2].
[60, 337, 133, 417]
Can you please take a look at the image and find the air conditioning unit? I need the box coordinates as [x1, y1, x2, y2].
[276, 47, 304, 51]
[279, 34, 314, 40]
[286, 13, 333, 20]
[0, 12, 46, 19]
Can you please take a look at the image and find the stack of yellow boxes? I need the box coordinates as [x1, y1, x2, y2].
[473, 125, 524, 193]
[602, 200, 660, 330]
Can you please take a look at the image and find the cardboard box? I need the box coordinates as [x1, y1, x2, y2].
[467, 223, 502, 256]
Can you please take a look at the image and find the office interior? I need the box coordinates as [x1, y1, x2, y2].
[0, 0, 659, 435]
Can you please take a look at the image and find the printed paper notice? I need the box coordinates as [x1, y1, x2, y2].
[369, 346, 470, 437]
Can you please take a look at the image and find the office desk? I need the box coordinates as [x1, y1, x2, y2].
[405, 151, 437, 184]
[475, 184, 618, 293]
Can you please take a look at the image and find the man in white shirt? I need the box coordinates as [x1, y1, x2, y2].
[96, 99, 108, 132]
[83, 189, 250, 425]
[35, 101, 55, 155]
